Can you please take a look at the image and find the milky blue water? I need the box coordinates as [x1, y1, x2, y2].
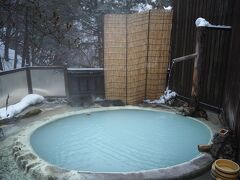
[31, 109, 211, 172]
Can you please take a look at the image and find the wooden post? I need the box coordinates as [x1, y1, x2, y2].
[145, 10, 151, 99]
[125, 14, 128, 104]
[26, 65, 33, 94]
[191, 27, 206, 108]
[64, 64, 69, 99]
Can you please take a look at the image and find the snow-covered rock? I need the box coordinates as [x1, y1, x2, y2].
[0, 94, 44, 119]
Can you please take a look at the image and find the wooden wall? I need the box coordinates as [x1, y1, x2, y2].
[170, 0, 234, 109]
[223, 0, 240, 162]
[170, 0, 239, 162]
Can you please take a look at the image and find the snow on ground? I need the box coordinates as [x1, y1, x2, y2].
[164, 6, 172, 10]
[144, 88, 177, 104]
[0, 94, 44, 119]
[94, 97, 104, 102]
[0, 42, 22, 71]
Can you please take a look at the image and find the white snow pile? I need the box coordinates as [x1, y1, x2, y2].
[0, 94, 44, 119]
[195, 17, 211, 27]
[0, 41, 22, 71]
[164, 6, 172, 10]
[144, 88, 177, 104]
[131, 3, 153, 12]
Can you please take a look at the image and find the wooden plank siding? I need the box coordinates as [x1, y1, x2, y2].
[223, 0, 240, 162]
[67, 69, 105, 99]
[170, 0, 234, 109]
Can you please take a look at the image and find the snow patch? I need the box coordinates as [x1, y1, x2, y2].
[94, 97, 104, 102]
[144, 88, 177, 104]
[164, 6, 172, 10]
[0, 94, 44, 119]
[131, 3, 153, 12]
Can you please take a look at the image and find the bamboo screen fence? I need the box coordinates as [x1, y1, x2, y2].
[104, 10, 172, 104]
[104, 14, 127, 102]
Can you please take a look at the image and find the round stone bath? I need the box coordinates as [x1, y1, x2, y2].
[13, 106, 214, 180]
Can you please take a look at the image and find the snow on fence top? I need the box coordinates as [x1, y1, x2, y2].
[195, 17, 211, 27]
[195, 17, 231, 29]
[131, 3, 153, 12]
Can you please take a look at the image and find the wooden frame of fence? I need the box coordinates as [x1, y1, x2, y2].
[0, 66, 68, 99]
[0, 67, 105, 107]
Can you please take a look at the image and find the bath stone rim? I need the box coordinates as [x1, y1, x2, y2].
[13, 106, 214, 179]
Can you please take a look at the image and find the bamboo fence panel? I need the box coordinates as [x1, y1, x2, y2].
[104, 14, 127, 103]
[146, 10, 173, 100]
[127, 12, 148, 104]
[104, 10, 172, 104]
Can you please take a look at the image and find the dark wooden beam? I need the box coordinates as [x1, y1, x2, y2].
[26, 65, 33, 94]
[63, 64, 69, 98]
[172, 53, 197, 63]
[205, 25, 231, 30]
